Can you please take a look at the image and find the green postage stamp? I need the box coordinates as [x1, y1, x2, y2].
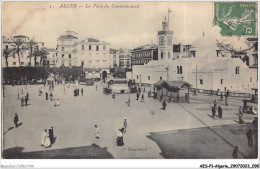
[214, 1, 257, 36]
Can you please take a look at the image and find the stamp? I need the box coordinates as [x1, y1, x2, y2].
[214, 2, 257, 36]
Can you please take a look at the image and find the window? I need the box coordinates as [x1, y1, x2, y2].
[160, 77, 162, 80]
[183, 47, 186, 52]
[62, 54, 64, 58]
[220, 79, 223, 84]
[177, 66, 182, 74]
[21, 62, 24, 66]
[250, 77, 252, 82]
[62, 47, 64, 51]
[13, 62, 16, 66]
[168, 52, 170, 59]
[89, 45, 91, 50]
[180, 66, 182, 74]
[82, 45, 84, 51]
[96, 45, 99, 51]
[137, 76, 138, 79]
[81, 61, 84, 67]
[148, 76, 150, 80]
[161, 51, 163, 59]
[200, 79, 203, 85]
[69, 54, 71, 59]
[103, 46, 106, 50]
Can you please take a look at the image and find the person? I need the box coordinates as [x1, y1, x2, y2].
[162, 100, 167, 110]
[49, 126, 54, 145]
[127, 95, 130, 106]
[96, 85, 97, 91]
[154, 92, 157, 99]
[21, 97, 24, 107]
[246, 129, 253, 146]
[232, 146, 238, 159]
[112, 93, 115, 99]
[218, 105, 222, 118]
[123, 118, 127, 133]
[210, 89, 213, 96]
[54, 99, 60, 106]
[95, 125, 100, 139]
[136, 92, 139, 100]
[141, 94, 144, 102]
[81, 88, 83, 96]
[24, 96, 28, 106]
[46, 92, 48, 100]
[226, 90, 229, 98]
[225, 97, 228, 106]
[219, 93, 223, 101]
[211, 106, 216, 118]
[213, 100, 217, 108]
[26, 92, 29, 100]
[41, 129, 51, 148]
[116, 128, 124, 146]
[50, 92, 53, 100]
[252, 117, 258, 130]
[148, 90, 151, 98]
[143, 87, 145, 93]
[14, 113, 19, 127]
[239, 106, 243, 116]
[239, 113, 244, 124]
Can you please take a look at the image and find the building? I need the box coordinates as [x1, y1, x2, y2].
[132, 57, 257, 93]
[131, 44, 158, 66]
[56, 30, 111, 70]
[56, 30, 78, 67]
[45, 48, 57, 67]
[118, 48, 131, 69]
[173, 43, 196, 58]
[158, 16, 173, 60]
[110, 48, 119, 67]
[246, 38, 258, 68]
[2, 35, 44, 67]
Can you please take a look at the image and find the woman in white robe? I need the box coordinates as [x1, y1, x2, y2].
[41, 129, 51, 148]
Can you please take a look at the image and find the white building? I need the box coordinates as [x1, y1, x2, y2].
[56, 30, 111, 70]
[2, 35, 45, 67]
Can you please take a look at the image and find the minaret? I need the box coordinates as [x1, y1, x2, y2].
[158, 11, 173, 60]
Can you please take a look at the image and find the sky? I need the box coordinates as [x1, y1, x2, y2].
[2, 1, 251, 49]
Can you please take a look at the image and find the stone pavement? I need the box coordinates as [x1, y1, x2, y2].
[2, 84, 258, 159]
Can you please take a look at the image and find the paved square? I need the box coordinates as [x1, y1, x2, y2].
[2, 83, 258, 159]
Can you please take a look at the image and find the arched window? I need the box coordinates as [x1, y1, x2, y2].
[161, 51, 163, 59]
[168, 52, 170, 59]
[177, 66, 179, 74]
[180, 66, 183, 74]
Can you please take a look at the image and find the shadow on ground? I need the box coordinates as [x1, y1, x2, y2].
[147, 124, 258, 159]
[3, 143, 113, 159]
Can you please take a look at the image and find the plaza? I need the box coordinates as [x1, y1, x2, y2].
[2, 82, 258, 159]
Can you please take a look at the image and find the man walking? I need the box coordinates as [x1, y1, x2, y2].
[14, 113, 19, 127]
[46, 92, 48, 100]
[162, 100, 167, 110]
[218, 105, 222, 118]
[24, 96, 28, 106]
[246, 129, 253, 146]
[21, 97, 24, 107]
[123, 118, 127, 133]
[81, 88, 83, 96]
[211, 106, 216, 118]
[219, 93, 223, 101]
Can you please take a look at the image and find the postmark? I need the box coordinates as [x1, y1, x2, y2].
[214, 2, 257, 36]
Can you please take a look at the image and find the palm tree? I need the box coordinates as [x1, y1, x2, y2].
[39, 48, 49, 66]
[3, 48, 15, 67]
[13, 38, 26, 67]
[26, 39, 36, 66]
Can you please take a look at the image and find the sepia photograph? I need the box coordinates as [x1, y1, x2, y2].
[1, 0, 259, 168]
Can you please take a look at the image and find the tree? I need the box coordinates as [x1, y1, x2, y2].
[39, 48, 49, 66]
[26, 39, 37, 65]
[13, 38, 26, 67]
[3, 48, 15, 67]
